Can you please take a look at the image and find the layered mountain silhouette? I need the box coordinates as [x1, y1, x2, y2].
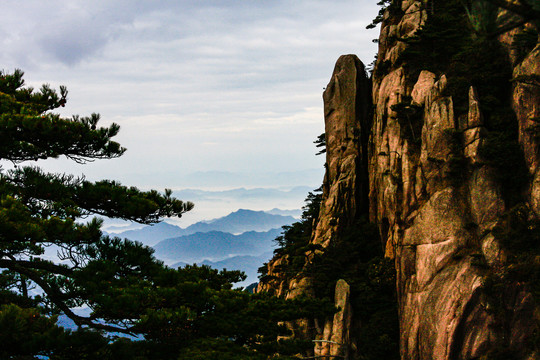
[153, 228, 281, 264]
[171, 252, 274, 288]
[114, 209, 295, 246]
[109, 209, 294, 287]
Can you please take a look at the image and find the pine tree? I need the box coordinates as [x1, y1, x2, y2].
[0, 67, 193, 328]
[0, 70, 331, 359]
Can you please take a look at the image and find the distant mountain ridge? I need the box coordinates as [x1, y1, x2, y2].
[111, 209, 293, 289]
[171, 252, 274, 288]
[116, 222, 182, 246]
[153, 228, 281, 264]
[114, 209, 295, 246]
[265, 208, 302, 218]
[188, 209, 293, 234]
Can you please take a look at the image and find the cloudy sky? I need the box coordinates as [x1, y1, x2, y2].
[1, 1, 379, 221]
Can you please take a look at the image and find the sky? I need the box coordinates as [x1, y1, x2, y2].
[1, 1, 380, 224]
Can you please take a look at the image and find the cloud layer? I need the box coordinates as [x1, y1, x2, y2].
[1, 1, 380, 190]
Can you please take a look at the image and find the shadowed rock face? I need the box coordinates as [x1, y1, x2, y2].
[513, 44, 540, 215]
[259, 2, 539, 359]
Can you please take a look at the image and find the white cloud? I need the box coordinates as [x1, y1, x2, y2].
[0, 0, 380, 193]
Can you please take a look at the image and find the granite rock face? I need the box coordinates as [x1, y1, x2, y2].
[259, 2, 540, 359]
[315, 279, 352, 359]
[314, 54, 371, 249]
[370, 2, 539, 359]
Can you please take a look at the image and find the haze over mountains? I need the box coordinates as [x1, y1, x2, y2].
[113, 209, 295, 286]
[153, 229, 281, 264]
[168, 186, 312, 227]
[101, 186, 310, 232]
[113, 209, 295, 246]
[171, 252, 273, 289]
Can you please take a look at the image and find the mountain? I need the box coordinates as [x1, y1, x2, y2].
[112, 222, 183, 246]
[103, 223, 145, 234]
[153, 228, 281, 264]
[201, 253, 273, 287]
[265, 208, 302, 218]
[115, 209, 294, 246]
[184, 209, 294, 235]
[171, 251, 273, 288]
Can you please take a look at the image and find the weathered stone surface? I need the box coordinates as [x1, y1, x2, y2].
[286, 276, 314, 300]
[257, 254, 289, 296]
[513, 43, 540, 215]
[469, 166, 505, 233]
[315, 280, 352, 358]
[421, 96, 455, 160]
[467, 86, 484, 128]
[259, 6, 539, 359]
[260, 54, 372, 359]
[399, 0, 426, 38]
[412, 71, 436, 106]
[404, 188, 469, 246]
[463, 127, 486, 161]
[330, 279, 351, 357]
[313, 54, 371, 248]
[369, 7, 539, 360]
[481, 233, 504, 266]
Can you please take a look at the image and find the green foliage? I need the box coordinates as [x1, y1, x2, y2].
[373, 59, 392, 80]
[261, 172, 400, 358]
[397, 0, 538, 77]
[463, 0, 540, 38]
[0, 303, 63, 358]
[366, 0, 404, 30]
[0, 70, 123, 164]
[396, 0, 530, 203]
[177, 338, 271, 360]
[266, 211, 400, 359]
[397, 0, 469, 77]
[0, 70, 326, 358]
[445, 28, 529, 205]
[462, 0, 500, 35]
[306, 220, 381, 299]
[314, 133, 326, 155]
[445, 35, 514, 114]
[0, 303, 122, 359]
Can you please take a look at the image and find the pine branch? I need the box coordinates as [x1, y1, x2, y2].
[0, 258, 73, 277]
[7, 262, 137, 335]
[3, 166, 194, 224]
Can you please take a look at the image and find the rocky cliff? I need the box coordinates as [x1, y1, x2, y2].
[259, 1, 540, 359]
